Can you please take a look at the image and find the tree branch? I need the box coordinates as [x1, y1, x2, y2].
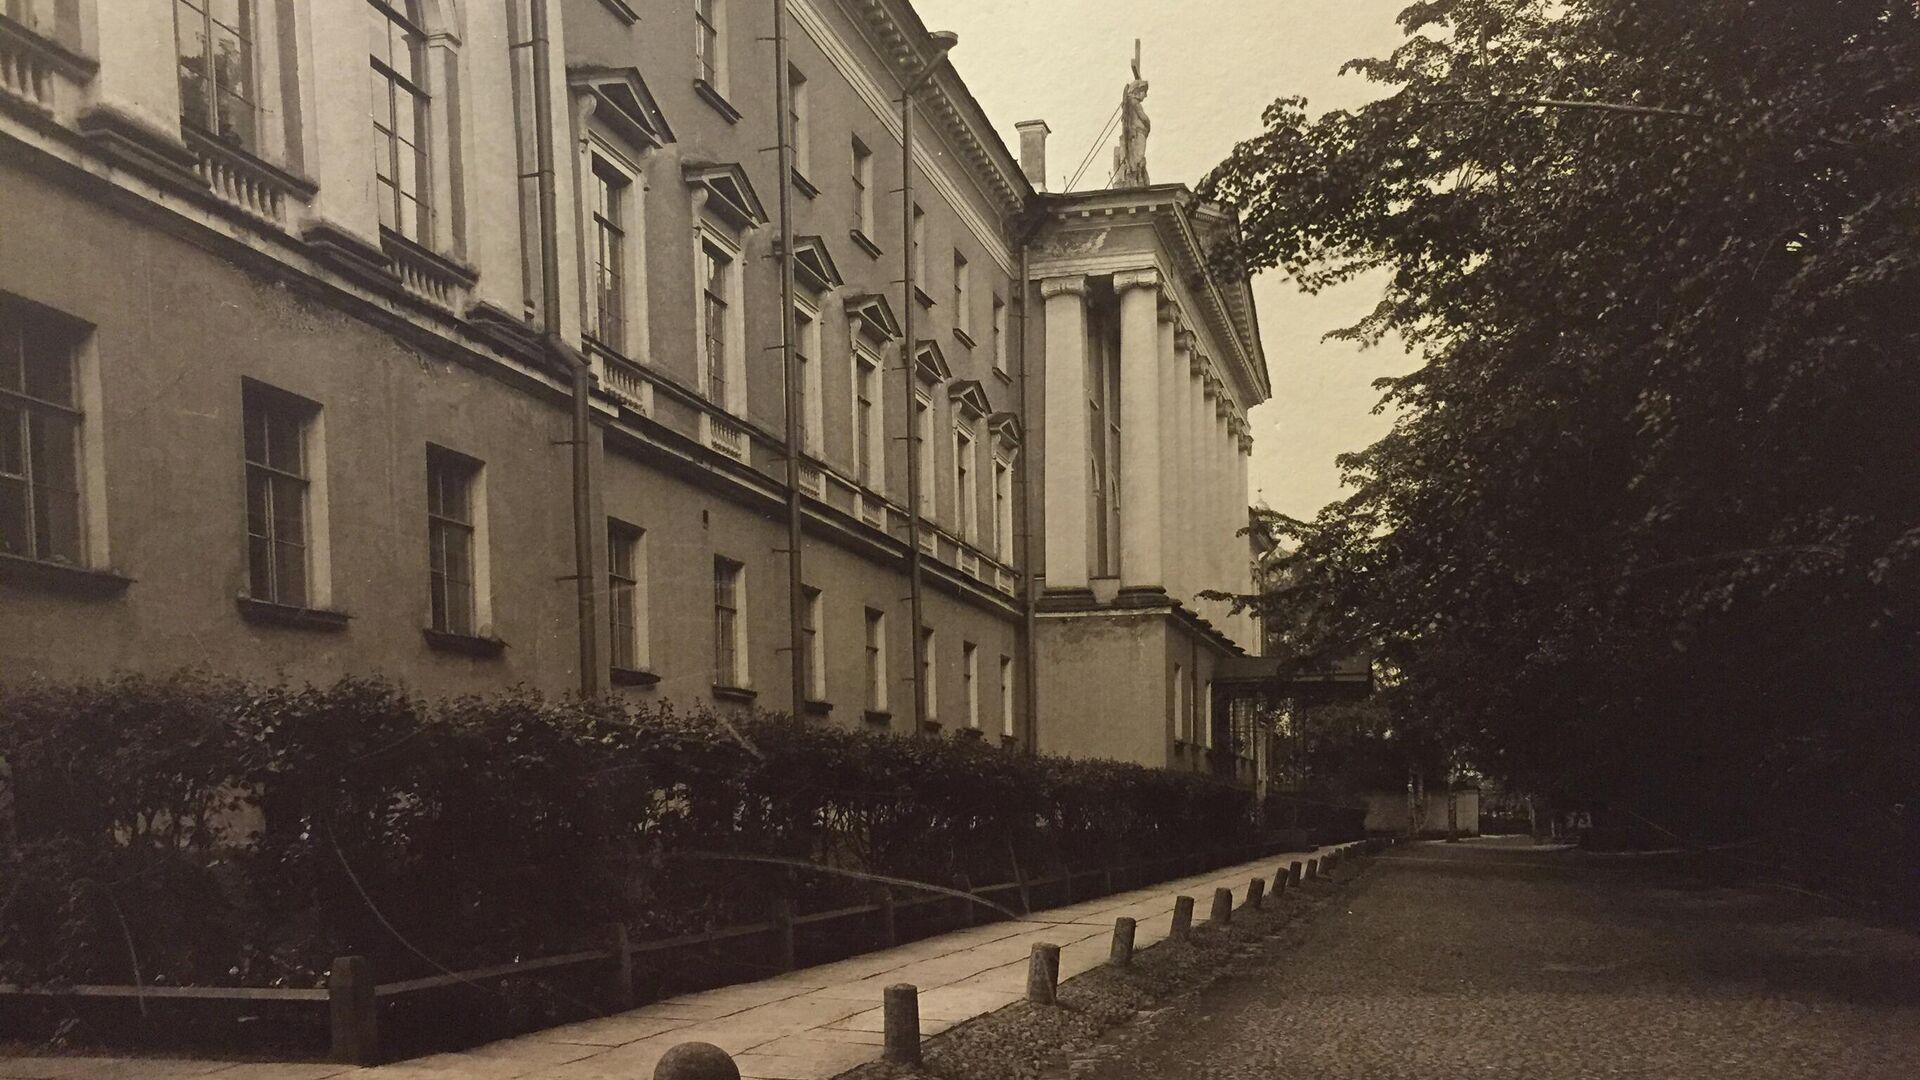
[1427, 96, 1709, 122]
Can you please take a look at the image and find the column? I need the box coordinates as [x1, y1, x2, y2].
[1156, 304, 1182, 602]
[1041, 276, 1091, 594]
[1194, 371, 1219, 623]
[1236, 427, 1255, 650]
[1213, 385, 1234, 626]
[1175, 330, 1200, 607]
[1115, 269, 1165, 595]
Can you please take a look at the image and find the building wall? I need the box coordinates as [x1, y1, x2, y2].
[1364, 791, 1483, 837]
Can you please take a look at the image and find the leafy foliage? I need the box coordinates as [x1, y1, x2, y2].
[0, 675, 1256, 988]
[1202, 1, 1920, 905]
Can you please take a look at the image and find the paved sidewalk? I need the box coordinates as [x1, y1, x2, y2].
[0, 842, 1359, 1080]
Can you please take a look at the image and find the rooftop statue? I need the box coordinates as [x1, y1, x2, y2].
[1114, 40, 1151, 188]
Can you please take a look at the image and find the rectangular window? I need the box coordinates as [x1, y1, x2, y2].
[0, 300, 83, 564]
[952, 252, 970, 335]
[589, 155, 630, 351]
[855, 350, 879, 488]
[1202, 681, 1215, 749]
[175, 0, 257, 148]
[802, 585, 824, 701]
[963, 641, 979, 729]
[1173, 662, 1186, 741]
[713, 555, 746, 688]
[426, 446, 481, 637]
[787, 66, 810, 179]
[369, 0, 430, 243]
[609, 520, 646, 672]
[702, 241, 731, 404]
[914, 396, 934, 518]
[991, 297, 1007, 372]
[242, 384, 314, 607]
[953, 425, 976, 543]
[793, 303, 819, 453]
[920, 626, 937, 721]
[911, 206, 927, 288]
[694, 0, 722, 88]
[864, 607, 887, 712]
[851, 137, 874, 236]
[1000, 655, 1015, 737]
[993, 457, 1011, 560]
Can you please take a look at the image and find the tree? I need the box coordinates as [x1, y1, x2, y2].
[1202, 1, 1920, 895]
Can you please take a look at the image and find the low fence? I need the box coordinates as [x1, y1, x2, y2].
[0, 837, 1309, 1064]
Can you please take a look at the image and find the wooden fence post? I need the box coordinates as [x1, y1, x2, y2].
[1289, 861, 1303, 887]
[883, 984, 922, 1065]
[1027, 942, 1060, 1005]
[606, 923, 635, 1012]
[328, 955, 377, 1066]
[1170, 895, 1194, 942]
[879, 885, 898, 947]
[1110, 917, 1136, 966]
[1210, 887, 1233, 926]
[1273, 867, 1290, 898]
[1248, 877, 1265, 910]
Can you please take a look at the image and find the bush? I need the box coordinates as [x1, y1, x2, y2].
[0, 674, 1258, 990]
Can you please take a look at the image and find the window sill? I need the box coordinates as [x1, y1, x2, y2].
[713, 684, 758, 703]
[921, 719, 942, 735]
[0, 553, 132, 598]
[863, 709, 892, 727]
[596, 0, 639, 23]
[913, 286, 936, 308]
[422, 627, 507, 657]
[791, 168, 819, 199]
[849, 230, 883, 260]
[957, 726, 984, 741]
[992, 366, 1013, 385]
[952, 327, 976, 350]
[611, 667, 661, 687]
[801, 699, 832, 717]
[236, 596, 350, 631]
[693, 79, 743, 124]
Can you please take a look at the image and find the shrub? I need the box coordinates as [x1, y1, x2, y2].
[0, 674, 1258, 989]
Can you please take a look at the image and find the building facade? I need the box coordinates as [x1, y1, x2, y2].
[0, 0, 1266, 772]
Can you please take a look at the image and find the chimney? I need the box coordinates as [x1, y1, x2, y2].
[1015, 120, 1050, 191]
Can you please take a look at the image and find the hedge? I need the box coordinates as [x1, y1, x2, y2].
[0, 673, 1258, 991]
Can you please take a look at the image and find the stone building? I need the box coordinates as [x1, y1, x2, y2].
[0, 0, 1266, 775]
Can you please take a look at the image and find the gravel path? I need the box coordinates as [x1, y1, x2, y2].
[1062, 838, 1920, 1080]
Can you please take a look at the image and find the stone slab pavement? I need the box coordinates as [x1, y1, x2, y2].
[0, 842, 1360, 1080]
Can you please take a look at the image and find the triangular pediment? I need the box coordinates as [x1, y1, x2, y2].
[843, 293, 900, 342]
[947, 379, 992, 418]
[988, 411, 1024, 448]
[914, 339, 952, 384]
[683, 162, 768, 229]
[784, 235, 844, 293]
[568, 65, 674, 150]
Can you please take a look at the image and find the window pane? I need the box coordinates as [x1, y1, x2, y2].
[20, 320, 73, 406]
[248, 532, 274, 598]
[273, 538, 307, 607]
[0, 405, 21, 477]
[27, 410, 79, 561]
[270, 474, 306, 550]
[246, 466, 270, 540]
[265, 407, 303, 474]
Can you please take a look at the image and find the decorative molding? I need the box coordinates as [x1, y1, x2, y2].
[844, 292, 900, 341]
[1175, 329, 1198, 354]
[691, 79, 743, 124]
[594, 0, 641, 25]
[1039, 275, 1086, 300]
[849, 228, 884, 259]
[914, 338, 951, 383]
[569, 65, 675, 149]
[683, 162, 769, 229]
[784, 234, 845, 292]
[1113, 267, 1162, 293]
[947, 379, 992, 417]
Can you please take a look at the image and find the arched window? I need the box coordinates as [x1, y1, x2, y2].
[367, 0, 430, 243]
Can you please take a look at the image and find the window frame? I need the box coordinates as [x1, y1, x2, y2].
[174, 0, 259, 150]
[852, 343, 883, 492]
[713, 554, 748, 689]
[913, 391, 935, 519]
[608, 519, 648, 674]
[1000, 654, 1015, 738]
[787, 64, 810, 181]
[991, 296, 1007, 373]
[953, 421, 977, 544]
[793, 297, 824, 456]
[693, 0, 726, 93]
[863, 607, 888, 712]
[425, 444, 486, 639]
[801, 585, 825, 702]
[367, 0, 433, 245]
[0, 301, 84, 567]
[586, 147, 640, 355]
[992, 454, 1012, 560]
[963, 640, 979, 730]
[850, 137, 874, 238]
[696, 228, 744, 411]
[920, 625, 937, 722]
[952, 251, 970, 337]
[241, 381, 322, 610]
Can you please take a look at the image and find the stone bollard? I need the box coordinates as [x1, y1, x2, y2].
[1274, 867, 1291, 897]
[1170, 895, 1195, 942]
[883, 984, 921, 1065]
[1307, 857, 1320, 881]
[655, 1042, 741, 1080]
[1028, 942, 1061, 1005]
[328, 955, 378, 1066]
[1289, 861, 1304, 887]
[1110, 917, 1136, 965]
[1210, 886, 1234, 926]
[1248, 877, 1265, 910]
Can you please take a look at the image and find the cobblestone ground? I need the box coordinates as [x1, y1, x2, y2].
[1066, 838, 1920, 1080]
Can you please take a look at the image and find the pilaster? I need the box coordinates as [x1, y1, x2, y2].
[1041, 275, 1091, 596]
[1115, 268, 1164, 597]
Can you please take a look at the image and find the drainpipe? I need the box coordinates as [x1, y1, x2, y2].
[1015, 216, 1042, 754]
[774, 0, 808, 716]
[898, 33, 958, 737]
[530, 0, 600, 696]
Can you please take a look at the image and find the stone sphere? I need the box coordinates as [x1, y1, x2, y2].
[654, 1041, 741, 1080]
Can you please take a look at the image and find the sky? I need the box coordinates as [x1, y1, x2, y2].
[912, 0, 1423, 520]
